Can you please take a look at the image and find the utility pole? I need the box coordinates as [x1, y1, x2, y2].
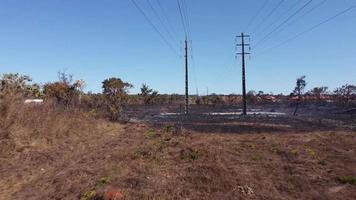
[184, 37, 189, 115]
[236, 33, 250, 115]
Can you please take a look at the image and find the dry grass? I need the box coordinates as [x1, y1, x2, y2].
[0, 97, 355, 200]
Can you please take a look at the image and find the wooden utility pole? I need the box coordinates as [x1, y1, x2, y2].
[184, 37, 189, 115]
[236, 33, 250, 115]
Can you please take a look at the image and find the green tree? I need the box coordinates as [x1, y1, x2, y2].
[292, 76, 307, 116]
[102, 77, 132, 120]
[139, 83, 158, 105]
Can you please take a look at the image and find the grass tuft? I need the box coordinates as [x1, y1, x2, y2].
[337, 176, 356, 185]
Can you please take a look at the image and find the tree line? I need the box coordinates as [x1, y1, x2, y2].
[0, 72, 355, 120]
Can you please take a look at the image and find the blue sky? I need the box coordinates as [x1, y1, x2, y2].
[0, 0, 355, 94]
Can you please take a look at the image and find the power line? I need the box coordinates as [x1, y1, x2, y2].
[250, 0, 285, 35]
[253, 0, 302, 41]
[245, 0, 269, 32]
[255, 0, 328, 47]
[147, 0, 179, 45]
[253, 0, 314, 48]
[177, 0, 188, 36]
[155, 0, 180, 39]
[256, 3, 356, 57]
[181, 0, 192, 38]
[280, 0, 328, 32]
[130, 0, 179, 55]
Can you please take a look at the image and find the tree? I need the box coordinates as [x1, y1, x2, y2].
[0, 73, 43, 99]
[102, 77, 132, 120]
[27, 83, 43, 98]
[334, 84, 356, 106]
[246, 90, 257, 104]
[43, 72, 82, 107]
[308, 86, 328, 102]
[292, 76, 306, 116]
[139, 83, 158, 105]
[0, 73, 32, 95]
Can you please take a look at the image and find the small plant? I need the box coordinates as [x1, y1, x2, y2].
[180, 148, 205, 161]
[291, 149, 299, 156]
[132, 147, 150, 159]
[145, 130, 159, 139]
[139, 83, 159, 105]
[95, 176, 111, 187]
[306, 148, 316, 157]
[270, 144, 281, 153]
[328, 132, 336, 137]
[153, 140, 168, 151]
[337, 176, 356, 185]
[318, 159, 327, 166]
[164, 124, 174, 133]
[80, 190, 96, 200]
[251, 154, 263, 161]
[248, 143, 256, 150]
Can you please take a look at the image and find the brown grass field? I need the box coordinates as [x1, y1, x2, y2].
[0, 101, 356, 200]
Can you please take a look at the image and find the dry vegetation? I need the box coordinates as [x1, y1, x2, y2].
[0, 73, 355, 199]
[1, 97, 356, 200]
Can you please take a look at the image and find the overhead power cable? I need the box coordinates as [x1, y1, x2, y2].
[255, 0, 301, 39]
[181, 0, 192, 38]
[177, 0, 188, 36]
[245, 0, 270, 32]
[280, 0, 328, 33]
[253, 0, 314, 48]
[256, 0, 328, 46]
[155, 0, 180, 39]
[147, 0, 179, 44]
[251, 0, 285, 35]
[130, 0, 179, 55]
[256, 3, 356, 56]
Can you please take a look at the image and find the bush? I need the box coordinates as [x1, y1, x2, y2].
[43, 72, 85, 107]
[0, 73, 40, 98]
[102, 77, 132, 121]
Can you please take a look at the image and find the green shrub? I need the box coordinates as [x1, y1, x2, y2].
[95, 176, 111, 187]
[80, 190, 96, 200]
[337, 176, 356, 185]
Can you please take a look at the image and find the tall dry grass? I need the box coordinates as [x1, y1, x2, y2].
[0, 94, 99, 158]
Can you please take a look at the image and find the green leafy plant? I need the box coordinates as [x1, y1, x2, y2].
[95, 176, 111, 187]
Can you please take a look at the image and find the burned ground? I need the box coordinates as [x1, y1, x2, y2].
[0, 103, 355, 200]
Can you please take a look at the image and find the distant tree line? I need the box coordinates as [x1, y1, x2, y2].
[1, 72, 355, 120]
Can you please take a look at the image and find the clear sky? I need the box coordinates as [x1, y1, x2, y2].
[0, 0, 355, 94]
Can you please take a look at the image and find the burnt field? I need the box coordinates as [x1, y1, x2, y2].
[125, 103, 356, 133]
[1, 100, 356, 200]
